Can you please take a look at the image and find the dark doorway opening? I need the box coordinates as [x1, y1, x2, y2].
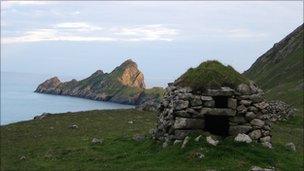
[204, 115, 229, 136]
[214, 96, 228, 108]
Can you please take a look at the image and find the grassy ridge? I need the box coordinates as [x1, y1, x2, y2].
[244, 25, 303, 112]
[1, 109, 303, 170]
[246, 47, 303, 110]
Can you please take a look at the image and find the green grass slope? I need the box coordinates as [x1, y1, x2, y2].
[244, 24, 303, 110]
[1, 110, 303, 170]
[175, 60, 249, 91]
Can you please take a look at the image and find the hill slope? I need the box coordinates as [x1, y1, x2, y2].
[35, 59, 147, 105]
[1, 109, 302, 170]
[244, 24, 304, 109]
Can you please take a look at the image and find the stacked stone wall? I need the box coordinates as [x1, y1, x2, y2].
[153, 82, 272, 145]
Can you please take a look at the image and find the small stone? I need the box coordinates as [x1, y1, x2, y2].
[229, 125, 252, 135]
[250, 119, 265, 127]
[204, 100, 215, 107]
[249, 130, 262, 140]
[190, 96, 202, 106]
[162, 141, 169, 148]
[201, 96, 213, 101]
[262, 130, 270, 136]
[132, 134, 145, 142]
[237, 105, 247, 113]
[195, 152, 205, 159]
[248, 106, 258, 113]
[262, 142, 272, 149]
[227, 98, 237, 109]
[263, 125, 271, 131]
[240, 100, 252, 106]
[91, 138, 103, 144]
[250, 166, 275, 171]
[149, 128, 155, 135]
[19, 156, 26, 160]
[173, 140, 183, 145]
[34, 113, 50, 120]
[260, 136, 271, 143]
[206, 136, 219, 146]
[234, 133, 252, 143]
[249, 82, 259, 94]
[68, 124, 78, 129]
[177, 92, 192, 100]
[181, 136, 190, 149]
[174, 130, 192, 140]
[245, 112, 256, 121]
[285, 142, 296, 152]
[186, 108, 199, 115]
[175, 110, 191, 117]
[174, 100, 189, 110]
[191, 106, 202, 110]
[254, 102, 269, 110]
[194, 135, 202, 142]
[128, 120, 134, 124]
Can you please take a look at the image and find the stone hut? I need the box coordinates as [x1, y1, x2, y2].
[153, 61, 272, 145]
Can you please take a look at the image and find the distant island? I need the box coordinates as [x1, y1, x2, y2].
[35, 59, 164, 106]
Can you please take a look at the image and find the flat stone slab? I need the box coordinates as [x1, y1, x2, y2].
[204, 87, 235, 96]
[173, 117, 205, 129]
[197, 108, 236, 117]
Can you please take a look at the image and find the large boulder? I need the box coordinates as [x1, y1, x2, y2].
[237, 83, 251, 95]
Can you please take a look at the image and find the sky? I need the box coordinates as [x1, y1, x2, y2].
[1, 1, 303, 87]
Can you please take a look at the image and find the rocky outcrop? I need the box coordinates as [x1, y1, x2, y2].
[135, 87, 164, 111]
[35, 59, 154, 105]
[35, 77, 62, 94]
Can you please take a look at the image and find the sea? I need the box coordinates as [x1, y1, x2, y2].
[0, 72, 137, 125]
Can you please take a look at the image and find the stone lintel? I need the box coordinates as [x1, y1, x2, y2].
[173, 117, 205, 130]
[204, 87, 235, 96]
[199, 108, 236, 117]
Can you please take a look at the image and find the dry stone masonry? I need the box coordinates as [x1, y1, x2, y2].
[153, 82, 273, 145]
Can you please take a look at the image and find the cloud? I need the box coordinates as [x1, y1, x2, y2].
[114, 25, 178, 41]
[224, 28, 267, 39]
[2, 23, 179, 44]
[194, 28, 267, 40]
[115, 24, 178, 41]
[55, 22, 103, 32]
[1, 1, 55, 11]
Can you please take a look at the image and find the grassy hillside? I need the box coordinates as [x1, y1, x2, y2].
[244, 24, 303, 110]
[1, 109, 303, 170]
[175, 60, 249, 91]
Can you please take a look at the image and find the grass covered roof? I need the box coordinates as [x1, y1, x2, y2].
[174, 60, 250, 91]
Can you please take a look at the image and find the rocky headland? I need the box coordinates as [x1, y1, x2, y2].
[35, 59, 163, 106]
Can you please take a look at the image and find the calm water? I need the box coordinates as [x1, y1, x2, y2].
[1, 72, 134, 125]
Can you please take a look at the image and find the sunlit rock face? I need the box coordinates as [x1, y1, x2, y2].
[35, 59, 146, 105]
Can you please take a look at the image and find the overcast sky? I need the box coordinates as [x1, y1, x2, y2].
[1, 1, 303, 87]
